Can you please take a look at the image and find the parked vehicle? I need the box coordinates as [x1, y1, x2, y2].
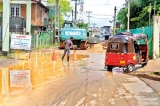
[105, 32, 148, 72]
[59, 21, 87, 49]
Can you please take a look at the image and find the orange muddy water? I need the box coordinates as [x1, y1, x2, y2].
[0, 52, 89, 98]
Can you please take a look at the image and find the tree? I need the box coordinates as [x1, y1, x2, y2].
[117, 0, 160, 29]
[117, 8, 128, 30]
[48, 0, 72, 27]
[77, 22, 89, 32]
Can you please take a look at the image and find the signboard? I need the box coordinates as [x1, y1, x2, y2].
[10, 34, 31, 50]
[65, 31, 81, 36]
[10, 70, 31, 87]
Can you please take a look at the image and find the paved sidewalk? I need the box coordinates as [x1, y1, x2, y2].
[131, 59, 160, 94]
[141, 78, 160, 96]
[132, 60, 160, 81]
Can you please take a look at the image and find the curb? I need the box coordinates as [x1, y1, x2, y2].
[133, 73, 160, 81]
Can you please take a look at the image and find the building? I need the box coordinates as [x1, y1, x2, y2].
[0, 0, 48, 34]
[0, 0, 49, 48]
[93, 27, 101, 38]
[100, 26, 112, 38]
[10, 0, 48, 33]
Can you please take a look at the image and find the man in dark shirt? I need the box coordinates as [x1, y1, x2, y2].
[134, 41, 140, 62]
[61, 37, 74, 61]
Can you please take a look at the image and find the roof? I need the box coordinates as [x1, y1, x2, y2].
[132, 34, 148, 40]
[32, 1, 49, 10]
[109, 32, 147, 43]
[116, 32, 147, 40]
[38, 2, 49, 10]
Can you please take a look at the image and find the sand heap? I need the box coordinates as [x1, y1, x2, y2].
[100, 41, 108, 48]
[87, 44, 104, 52]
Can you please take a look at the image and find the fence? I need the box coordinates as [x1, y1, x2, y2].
[118, 26, 153, 58]
[31, 31, 51, 49]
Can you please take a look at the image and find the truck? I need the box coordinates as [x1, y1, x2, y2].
[59, 21, 88, 49]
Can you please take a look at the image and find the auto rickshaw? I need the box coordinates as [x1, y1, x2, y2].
[105, 32, 148, 72]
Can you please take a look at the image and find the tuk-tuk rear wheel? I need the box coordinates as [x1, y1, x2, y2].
[105, 65, 112, 71]
[127, 64, 134, 72]
[142, 62, 148, 67]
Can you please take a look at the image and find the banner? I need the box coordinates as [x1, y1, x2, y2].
[10, 70, 31, 87]
[10, 34, 32, 50]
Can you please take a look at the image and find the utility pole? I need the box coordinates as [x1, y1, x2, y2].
[54, 0, 59, 43]
[154, 1, 156, 16]
[92, 23, 96, 36]
[72, 9, 74, 21]
[86, 11, 92, 25]
[58, 6, 60, 42]
[113, 6, 117, 35]
[75, 0, 77, 21]
[51, 4, 54, 44]
[2, 0, 10, 56]
[127, 0, 130, 32]
[149, 3, 151, 26]
[72, 0, 78, 21]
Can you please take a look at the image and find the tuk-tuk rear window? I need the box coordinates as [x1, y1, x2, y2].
[110, 43, 119, 50]
[107, 43, 128, 53]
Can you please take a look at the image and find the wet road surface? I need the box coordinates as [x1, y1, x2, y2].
[0, 51, 160, 106]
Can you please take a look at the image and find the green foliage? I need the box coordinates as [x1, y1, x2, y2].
[76, 22, 89, 32]
[48, 0, 72, 27]
[117, 0, 160, 29]
[0, 56, 5, 59]
[117, 8, 128, 29]
[36, 43, 59, 50]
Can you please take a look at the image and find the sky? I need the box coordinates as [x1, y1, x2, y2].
[70, 0, 126, 27]
[42, 0, 126, 28]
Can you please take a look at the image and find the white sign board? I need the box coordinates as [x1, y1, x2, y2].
[10, 70, 31, 87]
[10, 34, 31, 50]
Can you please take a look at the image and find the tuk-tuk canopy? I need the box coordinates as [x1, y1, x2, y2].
[109, 32, 147, 43]
[132, 34, 148, 40]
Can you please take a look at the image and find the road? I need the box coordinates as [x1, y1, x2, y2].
[0, 50, 160, 106]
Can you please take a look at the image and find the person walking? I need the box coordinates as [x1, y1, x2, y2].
[61, 37, 74, 61]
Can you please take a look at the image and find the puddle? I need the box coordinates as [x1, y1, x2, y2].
[0, 52, 88, 98]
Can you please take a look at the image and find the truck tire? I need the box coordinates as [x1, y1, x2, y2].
[59, 41, 65, 49]
[80, 41, 87, 50]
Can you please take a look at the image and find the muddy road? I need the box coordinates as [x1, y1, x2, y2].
[0, 49, 160, 106]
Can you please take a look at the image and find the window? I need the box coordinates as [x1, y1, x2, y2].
[40, 9, 43, 22]
[10, 4, 20, 17]
[110, 43, 119, 50]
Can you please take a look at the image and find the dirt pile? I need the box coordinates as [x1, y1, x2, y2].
[100, 41, 108, 48]
[87, 44, 105, 52]
[137, 60, 160, 72]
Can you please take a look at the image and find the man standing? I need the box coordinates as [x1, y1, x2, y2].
[134, 41, 140, 62]
[61, 37, 74, 61]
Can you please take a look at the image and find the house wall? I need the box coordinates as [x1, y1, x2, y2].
[21, 4, 26, 18]
[35, 4, 44, 26]
[31, 3, 36, 25]
[20, 3, 46, 27]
